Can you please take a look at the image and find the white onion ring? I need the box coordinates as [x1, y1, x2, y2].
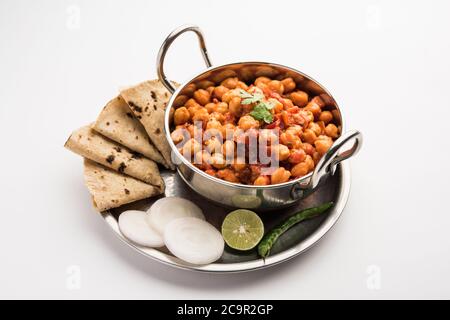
[164, 217, 224, 265]
[118, 210, 164, 248]
[147, 197, 204, 235]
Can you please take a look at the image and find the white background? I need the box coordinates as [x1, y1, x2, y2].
[1, 0, 449, 299]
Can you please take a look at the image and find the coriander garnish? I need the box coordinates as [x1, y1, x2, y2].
[238, 89, 275, 123]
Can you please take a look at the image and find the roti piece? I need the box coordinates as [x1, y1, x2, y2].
[65, 125, 164, 191]
[93, 96, 169, 168]
[83, 159, 161, 212]
[120, 80, 175, 170]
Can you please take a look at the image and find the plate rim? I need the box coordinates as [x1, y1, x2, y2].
[100, 162, 351, 273]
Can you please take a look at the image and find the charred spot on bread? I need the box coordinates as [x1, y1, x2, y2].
[128, 101, 142, 113]
[118, 162, 126, 173]
[151, 91, 157, 101]
[106, 155, 115, 164]
[106, 122, 110, 126]
[124, 188, 130, 195]
[155, 128, 161, 134]
[126, 112, 133, 118]
[113, 146, 122, 153]
[131, 152, 142, 159]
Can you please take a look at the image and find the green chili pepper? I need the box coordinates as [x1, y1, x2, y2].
[258, 202, 334, 259]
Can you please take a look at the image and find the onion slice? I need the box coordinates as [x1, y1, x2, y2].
[147, 197, 204, 235]
[118, 210, 164, 248]
[164, 217, 224, 265]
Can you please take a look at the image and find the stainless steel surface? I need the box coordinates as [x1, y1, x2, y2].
[103, 162, 351, 273]
[157, 25, 362, 210]
[157, 24, 212, 94]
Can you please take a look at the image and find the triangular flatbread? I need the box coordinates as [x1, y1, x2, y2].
[93, 96, 168, 168]
[65, 125, 164, 190]
[83, 159, 161, 212]
[120, 80, 175, 170]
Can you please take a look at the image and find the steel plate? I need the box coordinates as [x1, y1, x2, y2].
[101, 162, 351, 273]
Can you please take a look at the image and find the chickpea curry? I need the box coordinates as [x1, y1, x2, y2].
[170, 75, 340, 186]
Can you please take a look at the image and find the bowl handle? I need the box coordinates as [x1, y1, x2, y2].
[156, 24, 213, 94]
[291, 130, 363, 199]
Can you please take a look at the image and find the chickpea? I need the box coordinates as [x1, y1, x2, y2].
[185, 98, 202, 109]
[312, 151, 321, 164]
[302, 129, 318, 144]
[255, 81, 268, 91]
[196, 80, 215, 90]
[288, 149, 306, 164]
[205, 136, 222, 153]
[272, 144, 290, 161]
[319, 93, 333, 107]
[169, 107, 174, 124]
[217, 169, 239, 183]
[186, 124, 196, 138]
[210, 153, 227, 169]
[301, 142, 315, 155]
[267, 80, 284, 94]
[187, 105, 201, 119]
[221, 77, 238, 89]
[206, 119, 222, 131]
[311, 96, 325, 108]
[173, 107, 190, 125]
[259, 129, 278, 145]
[290, 91, 309, 107]
[194, 150, 212, 170]
[315, 136, 333, 155]
[182, 138, 202, 156]
[254, 176, 270, 186]
[173, 95, 189, 108]
[180, 83, 196, 97]
[281, 77, 296, 93]
[282, 98, 294, 109]
[285, 125, 302, 136]
[229, 96, 242, 117]
[205, 102, 216, 114]
[324, 123, 339, 138]
[255, 76, 271, 87]
[231, 157, 246, 171]
[216, 102, 229, 114]
[193, 89, 211, 105]
[317, 121, 326, 134]
[221, 123, 236, 139]
[291, 161, 309, 177]
[213, 85, 229, 100]
[280, 131, 301, 149]
[236, 81, 248, 90]
[209, 111, 225, 123]
[308, 122, 322, 136]
[319, 111, 333, 124]
[222, 140, 235, 158]
[238, 115, 260, 130]
[305, 155, 315, 170]
[268, 98, 284, 113]
[302, 110, 314, 122]
[205, 169, 216, 176]
[206, 86, 215, 95]
[271, 167, 291, 184]
[171, 128, 187, 144]
[304, 102, 321, 119]
[192, 108, 209, 125]
[221, 90, 237, 103]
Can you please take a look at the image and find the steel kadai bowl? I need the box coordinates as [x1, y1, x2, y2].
[157, 25, 362, 211]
